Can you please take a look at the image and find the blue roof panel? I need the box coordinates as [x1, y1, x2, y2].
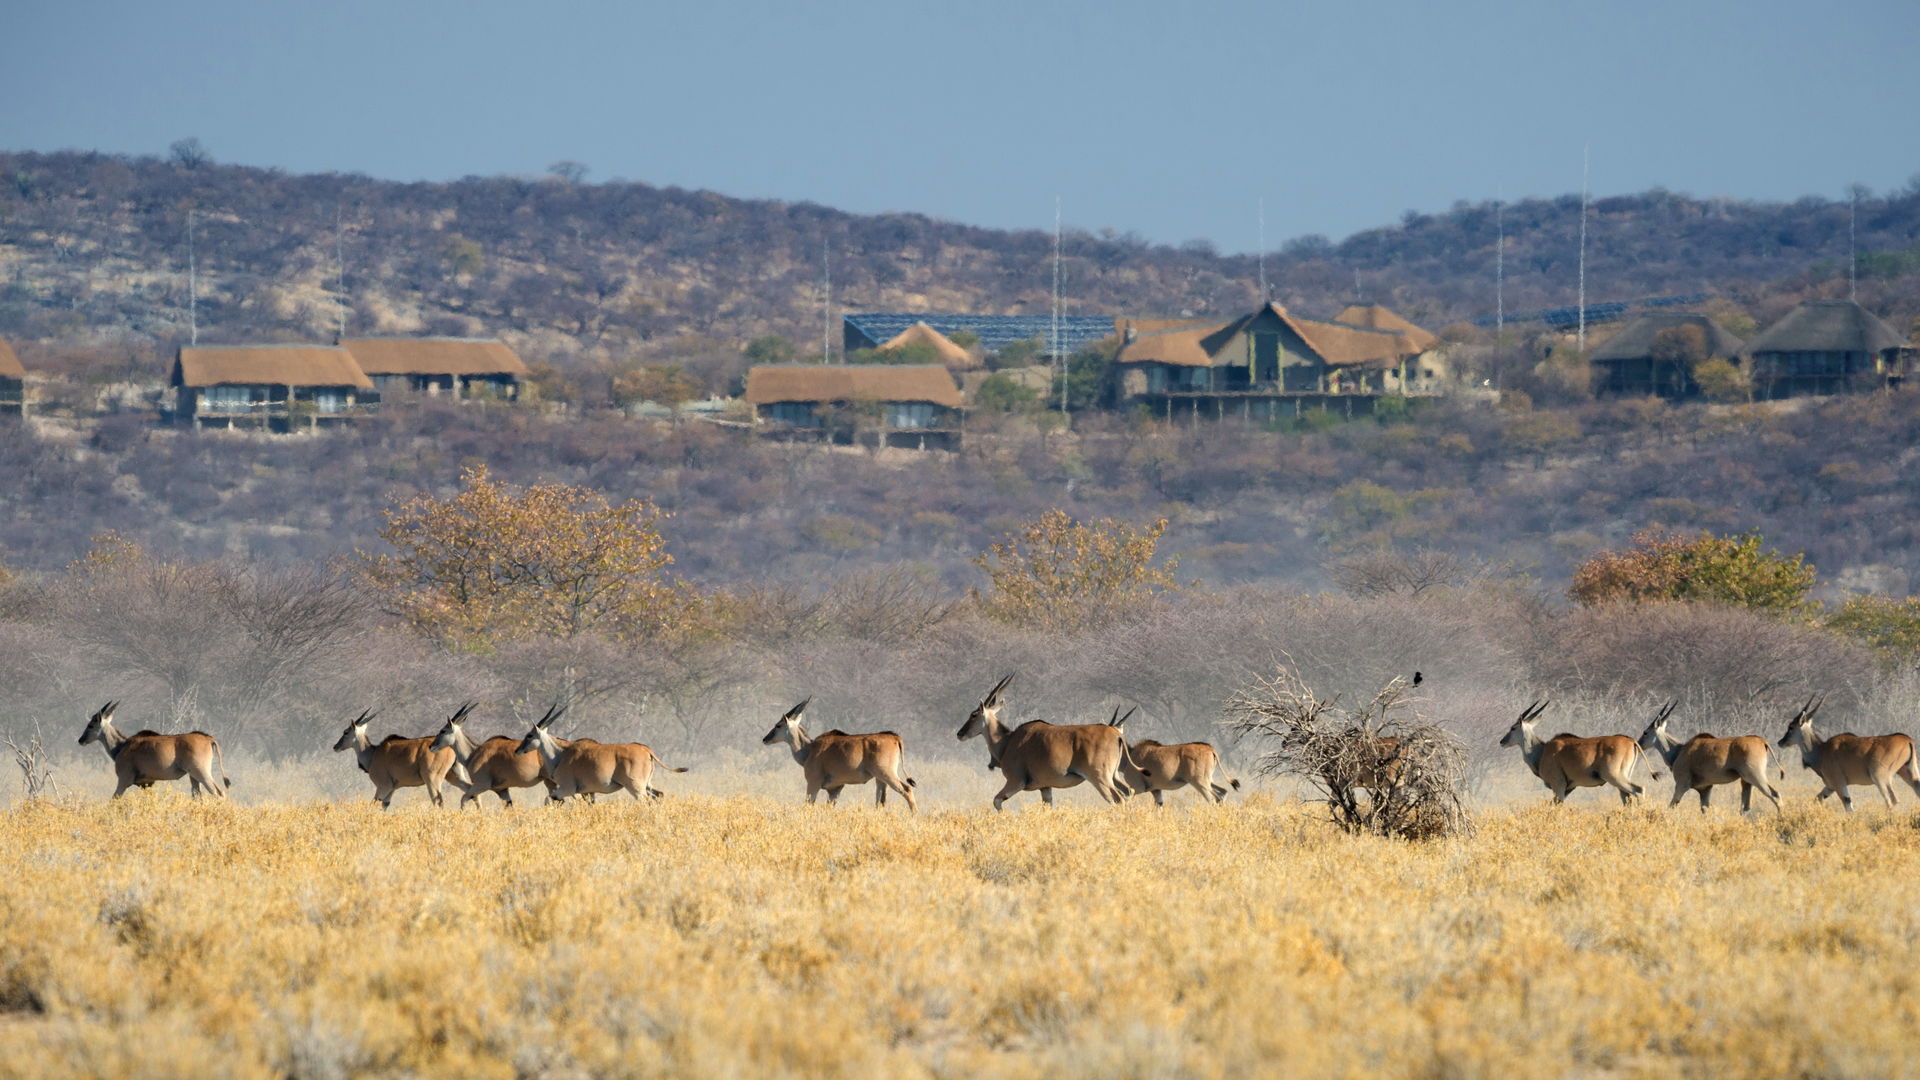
[844, 313, 1114, 356]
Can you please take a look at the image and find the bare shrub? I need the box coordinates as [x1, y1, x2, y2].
[1227, 669, 1472, 840]
[2, 717, 59, 800]
[1326, 548, 1512, 599]
[1531, 602, 1876, 732]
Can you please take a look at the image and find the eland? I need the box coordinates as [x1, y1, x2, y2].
[955, 675, 1137, 810]
[761, 698, 917, 810]
[333, 708, 469, 809]
[1637, 701, 1782, 812]
[78, 701, 229, 798]
[1116, 733, 1240, 806]
[1777, 696, 1920, 811]
[430, 704, 561, 808]
[1500, 700, 1654, 805]
[515, 710, 686, 802]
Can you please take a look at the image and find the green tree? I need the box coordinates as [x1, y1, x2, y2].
[974, 372, 1040, 413]
[1569, 529, 1817, 614]
[948, 328, 981, 351]
[744, 334, 795, 365]
[441, 234, 484, 279]
[1054, 337, 1118, 412]
[972, 509, 1181, 630]
[989, 336, 1044, 370]
[848, 342, 941, 366]
[612, 364, 701, 409]
[1691, 358, 1751, 403]
[1827, 594, 1920, 657]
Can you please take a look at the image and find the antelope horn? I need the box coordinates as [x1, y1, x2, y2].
[990, 673, 1016, 701]
[451, 702, 478, 723]
[785, 697, 811, 720]
[539, 704, 567, 728]
[1116, 707, 1138, 726]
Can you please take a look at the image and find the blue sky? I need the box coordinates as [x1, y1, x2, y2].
[4, 0, 1916, 251]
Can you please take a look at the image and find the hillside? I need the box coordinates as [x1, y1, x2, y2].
[2, 150, 1917, 375]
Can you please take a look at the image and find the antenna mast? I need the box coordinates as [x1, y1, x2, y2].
[1848, 185, 1858, 302]
[1495, 186, 1505, 341]
[1053, 196, 1065, 415]
[1577, 145, 1590, 353]
[821, 237, 832, 364]
[1257, 197, 1267, 300]
[335, 205, 347, 340]
[187, 209, 198, 346]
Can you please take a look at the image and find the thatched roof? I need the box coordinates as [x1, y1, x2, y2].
[877, 322, 972, 366]
[1113, 303, 1406, 370]
[1588, 313, 1744, 362]
[1332, 304, 1440, 353]
[342, 337, 527, 377]
[1114, 322, 1226, 367]
[1743, 300, 1910, 356]
[0, 340, 22, 380]
[1114, 315, 1218, 339]
[745, 364, 962, 408]
[1293, 318, 1405, 368]
[174, 345, 373, 389]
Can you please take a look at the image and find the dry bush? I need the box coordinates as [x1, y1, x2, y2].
[1228, 669, 1472, 840]
[2, 717, 59, 800]
[1530, 601, 1876, 732]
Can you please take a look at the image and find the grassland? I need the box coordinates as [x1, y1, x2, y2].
[2, 786, 1919, 1079]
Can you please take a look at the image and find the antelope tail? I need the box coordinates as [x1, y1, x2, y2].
[652, 750, 690, 774]
[1227, 776, 1243, 792]
[1636, 742, 1664, 783]
[214, 737, 233, 791]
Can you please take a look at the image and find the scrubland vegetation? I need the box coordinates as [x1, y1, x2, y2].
[9, 383, 1920, 598]
[3, 149, 1917, 357]
[5, 795, 1920, 1078]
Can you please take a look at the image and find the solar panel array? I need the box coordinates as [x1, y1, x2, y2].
[1471, 294, 1710, 330]
[843, 313, 1115, 356]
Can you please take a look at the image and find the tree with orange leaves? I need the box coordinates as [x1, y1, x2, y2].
[358, 465, 679, 646]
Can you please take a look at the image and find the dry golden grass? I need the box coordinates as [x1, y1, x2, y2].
[2, 788, 1920, 1078]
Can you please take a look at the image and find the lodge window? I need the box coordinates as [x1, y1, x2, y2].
[202, 385, 260, 409]
[764, 402, 820, 427]
[887, 402, 936, 428]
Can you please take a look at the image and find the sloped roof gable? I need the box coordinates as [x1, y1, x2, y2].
[1743, 300, 1909, 356]
[1588, 313, 1745, 362]
[877, 322, 972, 366]
[174, 345, 373, 389]
[342, 337, 528, 377]
[745, 364, 963, 408]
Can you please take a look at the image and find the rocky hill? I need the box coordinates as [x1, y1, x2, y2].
[2, 150, 1915, 376]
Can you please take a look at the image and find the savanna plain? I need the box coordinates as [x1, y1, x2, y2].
[3, 765, 1919, 1080]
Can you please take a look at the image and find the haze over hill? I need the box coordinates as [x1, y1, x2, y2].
[2, 150, 1916, 368]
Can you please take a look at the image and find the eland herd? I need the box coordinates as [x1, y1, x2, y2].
[70, 681, 1920, 815]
